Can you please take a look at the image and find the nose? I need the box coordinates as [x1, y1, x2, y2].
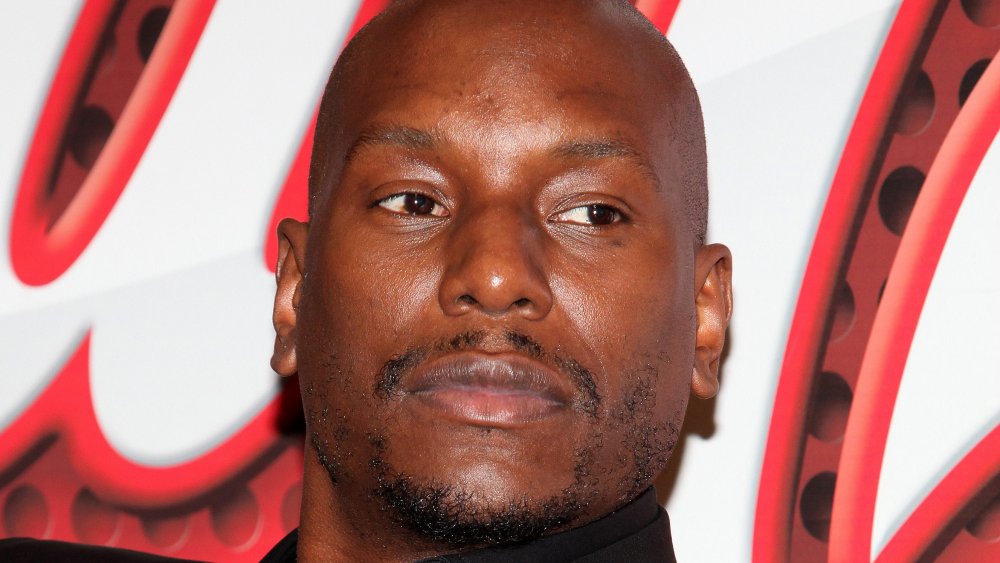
[439, 205, 553, 320]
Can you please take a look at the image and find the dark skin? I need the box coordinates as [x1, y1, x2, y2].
[272, 1, 732, 561]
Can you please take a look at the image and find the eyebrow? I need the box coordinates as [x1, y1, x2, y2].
[343, 126, 660, 189]
[552, 139, 661, 190]
[344, 124, 436, 164]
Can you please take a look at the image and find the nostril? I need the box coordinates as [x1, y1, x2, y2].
[513, 298, 532, 309]
[458, 295, 477, 306]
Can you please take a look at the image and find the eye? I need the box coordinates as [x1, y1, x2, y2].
[552, 204, 623, 226]
[377, 193, 449, 217]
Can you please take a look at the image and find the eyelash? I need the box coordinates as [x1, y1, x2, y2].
[375, 192, 627, 227]
[375, 193, 449, 217]
[550, 203, 626, 227]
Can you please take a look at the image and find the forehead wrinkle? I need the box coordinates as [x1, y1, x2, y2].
[553, 139, 661, 192]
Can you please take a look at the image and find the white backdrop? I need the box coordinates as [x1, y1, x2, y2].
[1, 2, 997, 561]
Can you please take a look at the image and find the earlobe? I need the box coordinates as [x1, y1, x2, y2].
[691, 243, 733, 399]
[272, 218, 309, 377]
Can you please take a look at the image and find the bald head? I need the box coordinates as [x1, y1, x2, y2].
[308, 0, 707, 244]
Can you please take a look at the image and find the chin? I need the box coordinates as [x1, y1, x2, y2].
[367, 440, 594, 548]
[373, 464, 589, 548]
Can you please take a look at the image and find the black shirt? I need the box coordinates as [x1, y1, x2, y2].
[0, 489, 676, 562]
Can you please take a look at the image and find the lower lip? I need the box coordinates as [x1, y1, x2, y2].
[410, 386, 565, 427]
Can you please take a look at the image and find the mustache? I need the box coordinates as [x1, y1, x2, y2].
[374, 329, 601, 416]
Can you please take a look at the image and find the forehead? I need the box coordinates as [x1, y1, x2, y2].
[332, 5, 677, 163]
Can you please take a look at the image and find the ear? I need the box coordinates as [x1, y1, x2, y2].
[691, 243, 733, 399]
[272, 218, 309, 377]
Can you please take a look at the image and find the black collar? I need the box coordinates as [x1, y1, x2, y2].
[264, 488, 676, 562]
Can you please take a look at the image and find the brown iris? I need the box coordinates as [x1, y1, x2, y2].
[587, 204, 618, 225]
[403, 194, 436, 215]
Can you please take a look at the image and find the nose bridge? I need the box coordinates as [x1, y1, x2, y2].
[440, 202, 552, 319]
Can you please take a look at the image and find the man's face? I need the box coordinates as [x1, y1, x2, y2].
[274, 2, 728, 550]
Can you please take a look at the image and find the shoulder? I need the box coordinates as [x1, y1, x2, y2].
[0, 537, 200, 562]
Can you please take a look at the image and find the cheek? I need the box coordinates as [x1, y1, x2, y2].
[550, 239, 696, 487]
[300, 229, 449, 445]
[551, 243, 695, 370]
[311, 227, 444, 353]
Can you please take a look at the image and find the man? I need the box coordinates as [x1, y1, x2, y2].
[266, 0, 732, 560]
[0, 0, 731, 561]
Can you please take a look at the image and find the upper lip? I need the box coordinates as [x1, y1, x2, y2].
[402, 352, 574, 405]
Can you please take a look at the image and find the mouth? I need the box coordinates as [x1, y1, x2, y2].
[403, 353, 573, 428]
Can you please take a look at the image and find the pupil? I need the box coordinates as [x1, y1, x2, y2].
[404, 194, 434, 215]
[588, 205, 614, 225]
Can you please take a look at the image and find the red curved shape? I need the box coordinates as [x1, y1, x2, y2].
[9, 0, 216, 286]
[263, 0, 393, 272]
[753, 1, 937, 560]
[0, 334, 283, 506]
[828, 54, 1000, 561]
[878, 425, 1000, 562]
